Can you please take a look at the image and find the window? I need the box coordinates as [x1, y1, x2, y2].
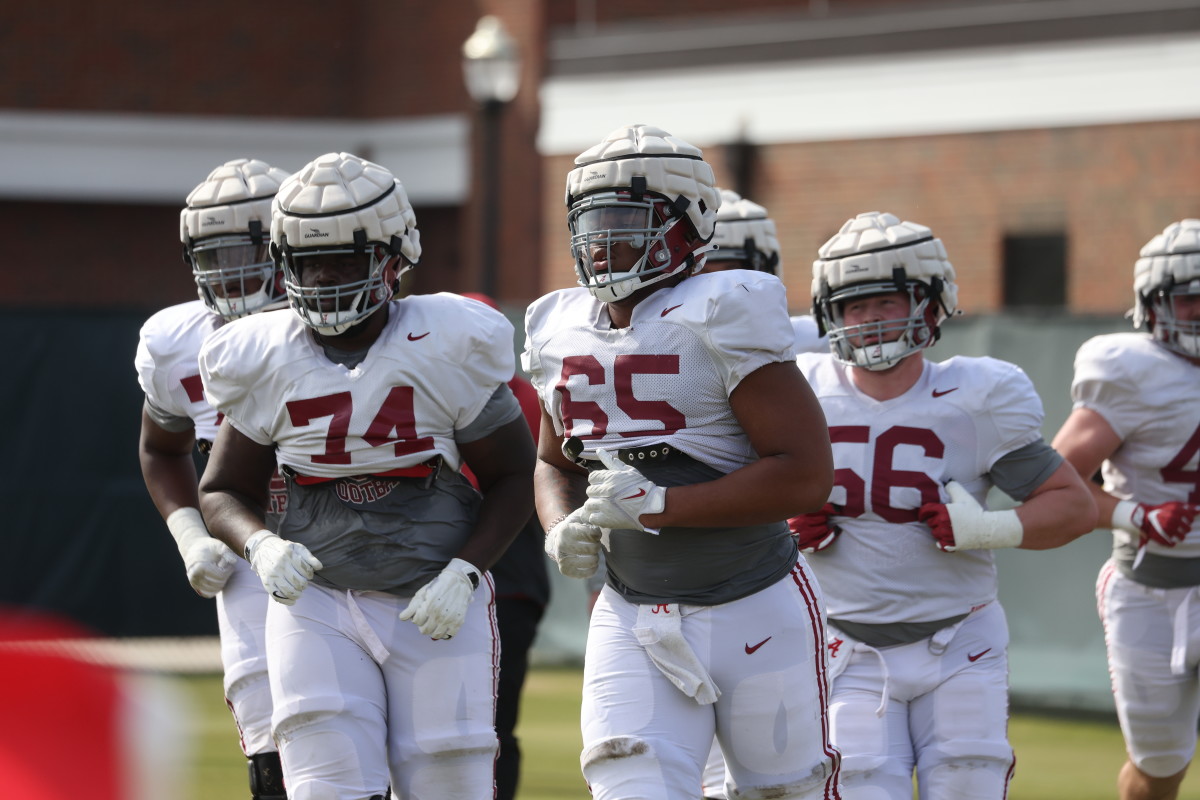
[1003, 233, 1066, 309]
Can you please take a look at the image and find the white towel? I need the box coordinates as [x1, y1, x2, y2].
[633, 603, 720, 705]
[346, 591, 390, 664]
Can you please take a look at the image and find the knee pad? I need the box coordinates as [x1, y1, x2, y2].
[227, 670, 274, 754]
[834, 753, 911, 800]
[248, 751, 286, 800]
[1134, 752, 1192, 779]
[581, 736, 667, 798]
[410, 727, 497, 760]
[276, 711, 389, 800]
[919, 739, 1014, 795]
[403, 730, 497, 799]
[922, 737, 1013, 769]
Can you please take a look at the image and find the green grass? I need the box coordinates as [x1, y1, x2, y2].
[183, 668, 1200, 799]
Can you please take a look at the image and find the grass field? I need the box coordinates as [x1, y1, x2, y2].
[184, 667, 1200, 799]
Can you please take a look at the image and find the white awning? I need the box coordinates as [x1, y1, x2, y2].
[0, 112, 468, 204]
[539, 33, 1200, 154]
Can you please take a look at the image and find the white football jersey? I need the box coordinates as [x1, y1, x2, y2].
[523, 270, 796, 474]
[791, 314, 830, 355]
[1072, 332, 1200, 558]
[200, 294, 515, 478]
[135, 300, 223, 441]
[797, 352, 1046, 624]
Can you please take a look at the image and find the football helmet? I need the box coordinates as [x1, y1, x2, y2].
[1133, 219, 1200, 358]
[812, 211, 958, 370]
[271, 152, 421, 336]
[706, 188, 781, 276]
[565, 124, 720, 303]
[180, 158, 290, 320]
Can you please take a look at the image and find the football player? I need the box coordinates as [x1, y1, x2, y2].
[523, 124, 840, 800]
[197, 152, 536, 800]
[135, 158, 290, 800]
[794, 211, 1096, 798]
[1052, 219, 1200, 800]
[702, 187, 828, 355]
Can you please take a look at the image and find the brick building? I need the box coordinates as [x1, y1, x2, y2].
[2, 0, 1197, 315]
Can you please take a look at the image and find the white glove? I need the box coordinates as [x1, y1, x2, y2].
[918, 481, 1023, 552]
[581, 449, 667, 533]
[244, 529, 323, 606]
[398, 558, 482, 639]
[545, 510, 604, 579]
[166, 507, 237, 598]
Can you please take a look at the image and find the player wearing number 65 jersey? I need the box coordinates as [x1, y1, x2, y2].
[795, 212, 1095, 800]
[1053, 219, 1200, 800]
[524, 124, 838, 800]
[198, 152, 536, 800]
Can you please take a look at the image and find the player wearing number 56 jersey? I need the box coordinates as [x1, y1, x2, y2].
[1053, 219, 1200, 800]
[198, 152, 536, 800]
[525, 124, 838, 800]
[796, 212, 1096, 800]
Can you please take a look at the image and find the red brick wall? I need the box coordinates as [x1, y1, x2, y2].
[1, 0, 490, 117]
[5, 2, 1197, 315]
[540, 120, 1200, 316]
[0, 1, 547, 308]
[758, 120, 1200, 316]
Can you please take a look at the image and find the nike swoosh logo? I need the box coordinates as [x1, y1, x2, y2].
[621, 488, 647, 500]
[1147, 509, 1168, 538]
[745, 637, 772, 654]
[932, 387, 959, 398]
[967, 648, 991, 662]
[661, 304, 683, 317]
[407, 332, 430, 341]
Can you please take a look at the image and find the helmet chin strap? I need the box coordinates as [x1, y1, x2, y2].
[305, 286, 370, 335]
[585, 250, 653, 303]
[850, 339, 912, 371]
[211, 282, 273, 319]
[1175, 333, 1200, 357]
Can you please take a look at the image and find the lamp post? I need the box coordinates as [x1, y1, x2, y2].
[462, 15, 520, 299]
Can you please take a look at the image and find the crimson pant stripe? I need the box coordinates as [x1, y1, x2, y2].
[792, 560, 842, 799]
[484, 572, 502, 796]
[1001, 751, 1017, 799]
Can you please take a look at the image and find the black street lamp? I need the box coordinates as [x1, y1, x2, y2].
[462, 16, 520, 299]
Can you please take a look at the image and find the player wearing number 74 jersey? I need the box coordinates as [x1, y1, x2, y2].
[1052, 219, 1200, 800]
[794, 212, 1096, 800]
[198, 152, 536, 800]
